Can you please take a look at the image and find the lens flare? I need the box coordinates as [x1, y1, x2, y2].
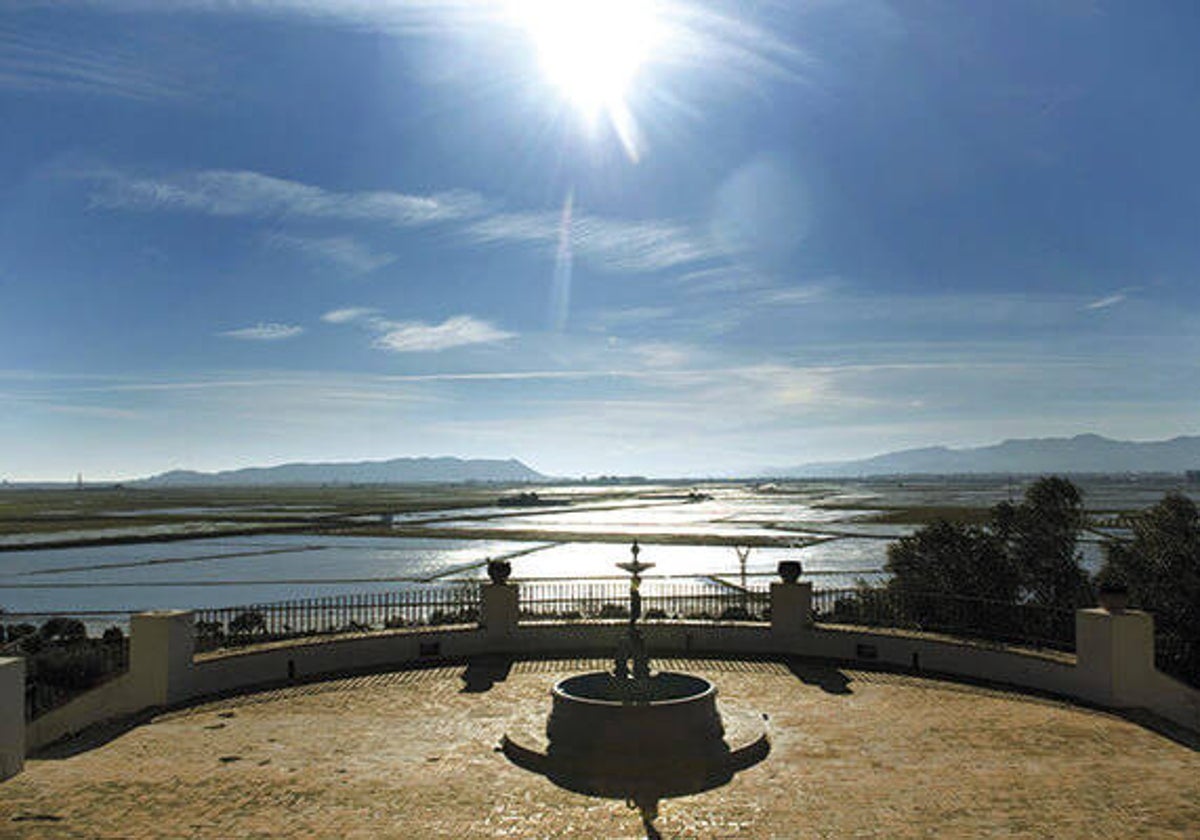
[550, 189, 574, 331]
[511, 0, 661, 159]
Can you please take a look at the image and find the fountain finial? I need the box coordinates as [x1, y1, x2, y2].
[616, 539, 654, 579]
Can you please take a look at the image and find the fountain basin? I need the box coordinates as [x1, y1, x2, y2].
[546, 672, 724, 764]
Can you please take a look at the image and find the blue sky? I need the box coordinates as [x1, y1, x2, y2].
[1, 0, 1198, 480]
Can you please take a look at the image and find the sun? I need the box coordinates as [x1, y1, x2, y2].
[511, 0, 661, 151]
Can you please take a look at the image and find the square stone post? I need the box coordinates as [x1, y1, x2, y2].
[130, 610, 195, 707]
[771, 581, 813, 639]
[481, 583, 519, 646]
[0, 657, 25, 780]
[1075, 607, 1156, 707]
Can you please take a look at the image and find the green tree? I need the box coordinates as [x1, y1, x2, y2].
[1100, 492, 1200, 681]
[886, 520, 1016, 601]
[998, 476, 1090, 608]
[885, 476, 1089, 612]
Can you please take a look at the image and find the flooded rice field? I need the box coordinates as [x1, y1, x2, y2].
[1, 477, 1191, 617]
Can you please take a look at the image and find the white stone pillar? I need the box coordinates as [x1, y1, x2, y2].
[771, 581, 813, 639]
[1075, 607, 1156, 707]
[130, 610, 195, 707]
[0, 657, 25, 780]
[481, 583, 519, 646]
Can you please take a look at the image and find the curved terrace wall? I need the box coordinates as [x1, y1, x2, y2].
[3, 582, 1198, 781]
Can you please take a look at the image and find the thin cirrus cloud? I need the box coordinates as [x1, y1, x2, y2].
[1085, 292, 1127, 311]
[0, 25, 196, 101]
[371, 315, 515, 353]
[465, 210, 724, 273]
[265, 232, 396, 274]
[14, 1, 804, 87]
[83, 168, 722, 275]
[86, 168, 485, 227]
[320, 307, 515, 352]
[218, 322, 304, 341]
[321, 307, 380, 324]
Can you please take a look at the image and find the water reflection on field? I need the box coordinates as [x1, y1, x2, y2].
[1, 477, 1187, 616]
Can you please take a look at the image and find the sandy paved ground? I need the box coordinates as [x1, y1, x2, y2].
[2, 657, 1197, 839]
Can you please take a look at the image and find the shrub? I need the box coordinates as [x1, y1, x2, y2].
[32, 646, 111, 690]
[39, 617, 88, 643]
[229, 610, 267, 636]
[597, 604, 630, 620]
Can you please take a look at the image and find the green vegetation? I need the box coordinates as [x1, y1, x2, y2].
[886, 476, 1091, 610]
[2, 619, 129, 720]
[1099, 492, 1200, 685]
[878, 478, 1198, 686]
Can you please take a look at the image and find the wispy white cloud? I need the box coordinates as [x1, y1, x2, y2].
[756, 281, 836, 306]
[84, 166, 723, 276]
[87, 169, 485, 227]
[321, 306, 516, 353]
[266, 233, 396, 273]
[587, 306, 675, 333]
[219, 322, 304, 341]
[372, 315, 515, 352]
[0, 25, 197, 100]
[629, 341, 693, 369]
[11, 1, 805, 85]
[1085, 292, 1127, 310]
[321, 306, 380, 324]
[465, 209, 722, 273]
[41, 403, 143, 420]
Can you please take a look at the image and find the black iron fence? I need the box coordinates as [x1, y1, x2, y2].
[2, 612, 134, 721]
[23, 637, 130, 721]
[812, 587, 1077, 652]
[193, 584, 482, 653]
[517, 579, 770, 623]
[1155, 633, 1199, 689]
[12, 583, 1200, 715]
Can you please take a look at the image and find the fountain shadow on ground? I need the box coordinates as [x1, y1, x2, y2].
[501, 726, 769, 838]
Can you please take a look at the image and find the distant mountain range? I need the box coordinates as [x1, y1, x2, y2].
[136, 457, 546, 486]
[773, 434, 1200, 478]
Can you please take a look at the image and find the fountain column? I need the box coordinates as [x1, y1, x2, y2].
[615, 540, 654, 686]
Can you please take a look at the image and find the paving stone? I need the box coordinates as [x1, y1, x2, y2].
[1, 658, 1197, 838]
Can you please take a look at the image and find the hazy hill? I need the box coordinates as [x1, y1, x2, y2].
[774, 434, 1200, 477]
[136, 457, 546, 486]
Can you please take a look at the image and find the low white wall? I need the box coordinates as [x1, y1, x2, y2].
[11, 604, 1200, 765]
[26, 674, 138, 752]
[508, 621, 772, 659]
[1, 658, 25, 780]
[795, 625, 1078, 697]
[192, 626, 486, 699]
[1144, 670, 1200, 733]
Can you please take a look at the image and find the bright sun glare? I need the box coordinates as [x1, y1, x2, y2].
[512, 0, 661, 154]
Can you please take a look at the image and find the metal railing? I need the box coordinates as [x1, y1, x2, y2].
[2, 612, 134, 721]
[193, 584, 482, 653]
[23, 638, 130, 721]
[812, 587, 1076, 652]
[517, 579, 770, 623]
[1155, 633, 1199, 689]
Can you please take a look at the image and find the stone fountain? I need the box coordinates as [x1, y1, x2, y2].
[501, 541, 768, 822]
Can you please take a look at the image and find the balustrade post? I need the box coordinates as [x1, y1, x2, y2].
[130, 610, 196, 707]
[0, 657, 25, 780]
[481, 582, 520, 648]
[770, 581, 814, 639]
[1075, 607, 1156, 707]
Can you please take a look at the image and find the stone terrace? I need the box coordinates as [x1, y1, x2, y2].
[2, 657, 1197, 839]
